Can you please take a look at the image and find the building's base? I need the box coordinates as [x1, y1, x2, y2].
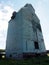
[6, 52, 47, 59]
[23, 52, 47, 58]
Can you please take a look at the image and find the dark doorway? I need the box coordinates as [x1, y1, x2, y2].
[34, 42, 39, 49]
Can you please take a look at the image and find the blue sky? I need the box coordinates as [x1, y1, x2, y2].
[0, 0, 49, 50]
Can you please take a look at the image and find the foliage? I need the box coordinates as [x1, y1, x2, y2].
[0, 56, 49, 65]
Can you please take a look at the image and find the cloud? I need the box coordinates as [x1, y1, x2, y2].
[0, 5, 14, 31]
[0, 3, 14, 49]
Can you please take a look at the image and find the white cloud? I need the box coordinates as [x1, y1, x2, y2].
[0, 3, 14, 49]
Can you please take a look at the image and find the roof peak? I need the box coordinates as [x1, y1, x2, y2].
[24, 3, 35, 11]
[24, 3, 33, 7]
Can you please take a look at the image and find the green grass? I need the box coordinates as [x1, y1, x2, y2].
[0, 56, 49, 65]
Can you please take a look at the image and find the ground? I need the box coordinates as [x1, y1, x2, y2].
[0, 55, 49, 65]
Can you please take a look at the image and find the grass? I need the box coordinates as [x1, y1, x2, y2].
[0, 56, 49, 65]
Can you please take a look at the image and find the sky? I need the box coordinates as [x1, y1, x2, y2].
[0, 0, 49, 50]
